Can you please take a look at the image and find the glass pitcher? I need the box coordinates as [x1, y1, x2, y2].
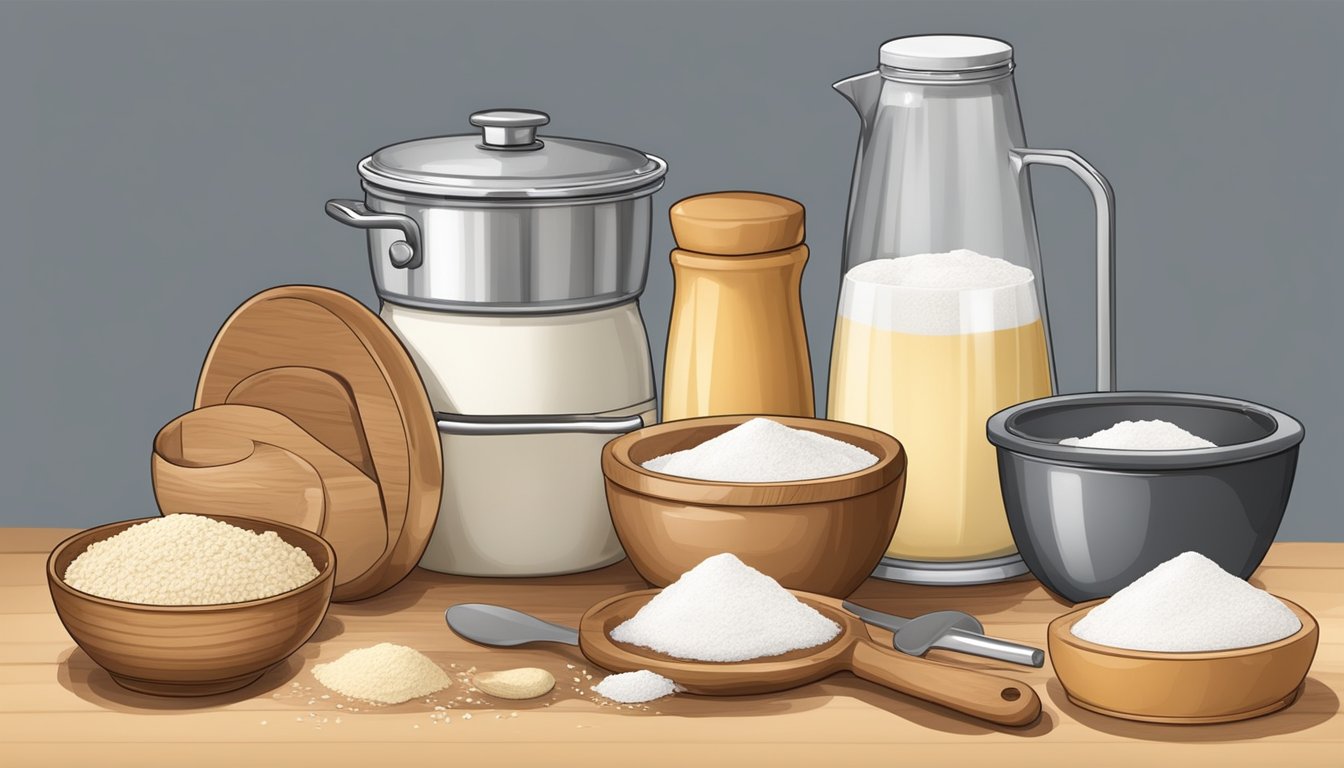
[828, 35, 1115, 585]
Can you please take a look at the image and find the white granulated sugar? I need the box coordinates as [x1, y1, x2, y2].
[313, 643, 452, 705]
[1060, 419, 1217, 450]
[63, 514, 318, 605]
[592, 670, 677, 704]
[839, 249, 1039, 336]
[1071, 551, 1301, 652]
[609, 553, 841, 662]
[642, 417, 877, 482]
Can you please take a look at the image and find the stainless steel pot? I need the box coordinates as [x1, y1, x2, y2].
[326, 109, 668, 314]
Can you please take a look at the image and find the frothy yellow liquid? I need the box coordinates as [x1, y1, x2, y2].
[829, 317, 1050, 561]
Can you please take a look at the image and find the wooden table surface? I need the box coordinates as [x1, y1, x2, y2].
[3, 530, 1340, 767]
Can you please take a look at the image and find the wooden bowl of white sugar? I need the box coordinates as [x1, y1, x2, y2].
[1048, 596, 1319, 724]
[602, 415, 907, 598]
[47, 514, 334, 697]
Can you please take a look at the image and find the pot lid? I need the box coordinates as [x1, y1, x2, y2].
[358, 109, 668, 199]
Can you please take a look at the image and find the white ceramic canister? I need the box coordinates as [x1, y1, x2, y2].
[327, 108, 667, 576]
[383, 301, 656, 577]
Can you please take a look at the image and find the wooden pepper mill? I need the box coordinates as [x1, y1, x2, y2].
[662, 191, 815, 421]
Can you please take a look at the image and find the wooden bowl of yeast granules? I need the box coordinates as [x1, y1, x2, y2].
[602, 415, 906, 599]
[48, 513, 334, 696]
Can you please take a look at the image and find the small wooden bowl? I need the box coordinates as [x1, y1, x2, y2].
[601, 415, 906, 598]
[1048, 598, 1319, 723]
[47, 514, 334, 697]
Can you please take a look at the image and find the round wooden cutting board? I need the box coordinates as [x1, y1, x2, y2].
[195, 285, 442, 602]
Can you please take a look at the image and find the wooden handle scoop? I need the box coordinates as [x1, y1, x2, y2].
[577, 590, 1042, 728]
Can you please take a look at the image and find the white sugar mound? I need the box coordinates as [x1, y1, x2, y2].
[1071, 552, 1301, 652]
[642, 417, 877, 482]
[1060, 419, 1216, 450]
[63, 514, 318, 605]
[313, 643, 452, 704]
[609, 553, 842, 662]
[839, 249, 1039, 335]
[592, 670, 678, 703]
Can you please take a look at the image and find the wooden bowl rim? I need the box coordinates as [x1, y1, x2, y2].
[48, 514, 336, 613]
[1048, 597, 1319, 662]
[602, 415, 906, 505]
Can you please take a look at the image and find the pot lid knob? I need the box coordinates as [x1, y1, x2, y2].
[469, 109, 549, 151]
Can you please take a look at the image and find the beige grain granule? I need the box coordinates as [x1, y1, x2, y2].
[473, 667, 555, 700]
[63, 514, 318, 605]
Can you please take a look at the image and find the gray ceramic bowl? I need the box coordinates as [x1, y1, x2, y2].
[986, 391, 1303, 604]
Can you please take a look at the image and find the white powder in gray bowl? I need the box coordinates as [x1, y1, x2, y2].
[1071, 551, 1301, 652]
[642, 417, 877, 482]
[609, 553, 841, 662]
[1060, 419, 1216, 450]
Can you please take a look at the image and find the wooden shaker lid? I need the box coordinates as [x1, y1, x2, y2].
[670, 191, 805, 255]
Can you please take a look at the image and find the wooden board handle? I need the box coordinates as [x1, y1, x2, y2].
[847, 637, 1041, 727]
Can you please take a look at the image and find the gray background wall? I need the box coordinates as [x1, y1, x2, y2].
[2, 0, 1340, 540]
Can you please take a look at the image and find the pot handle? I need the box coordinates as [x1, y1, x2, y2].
[325, 199, 423, 270]
[1009, 149, 1115, 392]
[435, 412, 647, 437]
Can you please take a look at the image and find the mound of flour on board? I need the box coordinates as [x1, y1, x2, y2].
[609, 553, 841, 662]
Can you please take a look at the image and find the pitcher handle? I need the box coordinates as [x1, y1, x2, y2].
[1009, 149, 1116, 392]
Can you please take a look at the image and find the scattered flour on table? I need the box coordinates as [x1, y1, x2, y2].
[62, 514, 318, 605]
[642, 417, 877, 482]
[1060, 419, 1216, 450]
[610, 553, 841, 662]
[1071, 551, 1301, 652]
[592, 670, 678, 703]
[313, 643, 452, 704]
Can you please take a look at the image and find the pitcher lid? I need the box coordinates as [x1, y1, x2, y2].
[879, 35, 1013, 72]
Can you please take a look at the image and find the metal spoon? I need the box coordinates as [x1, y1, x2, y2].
[446, 603, 579, 647]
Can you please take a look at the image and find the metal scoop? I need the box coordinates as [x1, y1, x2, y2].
[446, 603, 580, 647]
[843, 602, 1044, 667]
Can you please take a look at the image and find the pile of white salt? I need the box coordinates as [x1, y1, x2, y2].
[592, 670, 678, 704]
[1072, 552, 1300, 652]
[642, 417, 877, 482]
